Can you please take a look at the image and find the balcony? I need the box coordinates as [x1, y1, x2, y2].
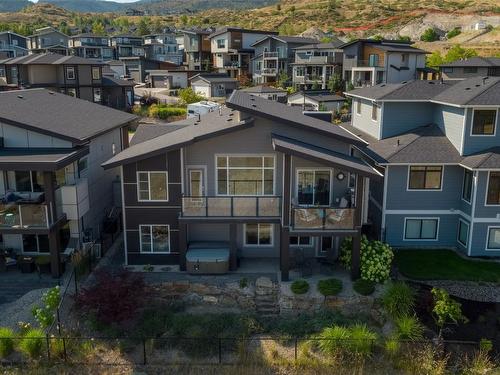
[291, 207, 356, 231]
[295, 55, 336, 64]
[181, 196, 281, 218]
[0, 203, 50, 229]
[261, 68, 278, 76]
[353, 59, 384, 68]
[263, 51, 279, 59]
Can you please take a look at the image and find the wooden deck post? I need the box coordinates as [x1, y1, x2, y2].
[179, 222, 187, 271]
[229, 223, 237, 271]
[280, 227, 290, 281]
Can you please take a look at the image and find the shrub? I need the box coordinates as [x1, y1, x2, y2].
[290, 279, 309, 294]
[75, 269, 146, 325]
[18, 328, 45, 359]
[382, 282, 415, 319]
[317, 278, 342, 296]
[32, 286, 60, 329]
[353, 279, 375, 295]
[431, 288, 468, 337]
[446, 27, 461, 39]
[0, 327, 15, 358]
[421, 28, 439, 42]
[178, 87, 204, 104]
[384, 336, 400, 357]
[340, 236, 394, 282]
[479, 339, 493, 353]
[239, 278, 248, 289]
[394, 315, 424, 340]
[461, 350, 496, 375]
[317, 325, 350, 354]
[347, 324, 377, 355]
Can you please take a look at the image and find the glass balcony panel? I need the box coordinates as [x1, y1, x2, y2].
[232, 197, 256, 216]
[324, 208, 355, 230]
[0, 205, 20, 227]
[182, 197, 207, 217]
[258, 197, 280, 217]
[20, 204, 48, 228]
[206, 197, 231, 216]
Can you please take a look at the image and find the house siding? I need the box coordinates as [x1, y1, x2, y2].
[352, 98, 380, 139]
[462, 107, 500, 155]
[432, 104, 464, 153]
[381, 102, 433, 138]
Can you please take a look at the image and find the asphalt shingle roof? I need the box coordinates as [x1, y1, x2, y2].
[208, 27, 277, 39]
[240, 85, 287, 94]
[0, 89, 137, 143]
[190, 74, 238, 84]
[251, 35, 318, 47]
[346, 77, 500, 106]
[130, 124, 189, 145]
[1, 53, 105, 66]
[461, 148, 500, 169]
[294, 41, 344, 50]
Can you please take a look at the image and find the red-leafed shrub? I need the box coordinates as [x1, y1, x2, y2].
[75, 269, 146, 325]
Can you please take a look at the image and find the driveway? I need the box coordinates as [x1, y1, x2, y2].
[0, 271, 58, 305]
[134, 87, 180, 105]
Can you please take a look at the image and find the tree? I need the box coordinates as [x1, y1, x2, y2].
[444, 44, 477, 63]
[371, 34, 384, 41]
[446, 27, 461, 39]
[92, 21, 105, 36]
[178, 87, 204, 104]
[431, 288, 468, 339]
[137, 18, 150, 36]
[397, 35, 411, 42]
[277, 71, 289, 89]
[327, 0, 338, 13]
[276, 4, 281, 11]
[180, 14, 189, 26]
[327, 73, 343, 93]
[426, 51, 444, 69]
[420, 28, 439, 42]
[311, 80, 320, 90]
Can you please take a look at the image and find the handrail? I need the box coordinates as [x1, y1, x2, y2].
[182, 195, 281, 218]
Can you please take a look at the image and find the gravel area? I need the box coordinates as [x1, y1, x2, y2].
[415, 279, 500, 303]
[0, 288, 51, 329]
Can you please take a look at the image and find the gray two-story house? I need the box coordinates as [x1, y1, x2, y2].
[250, 36, 318, 85]
[69, 34, 114, 61]
[28, 27, 69, 56]
[143, 33, 183, 65]
[181, 29, 212, 71]
[0, 32, 28, 59]
[0, 89, 136, 276]
[344, 77, 500, 257]
[110, 35, 145, 59]
[103, 91, 381, 280]
[340, 39, 427, 88]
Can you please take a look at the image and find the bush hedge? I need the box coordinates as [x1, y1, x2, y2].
[18, 328, 45, 359]
[0, 327, 15, 358]
[353, 279, 375, 295]
[382, 282, 415, 319]
[317, 278, 343, 296]
[291, 279, 309, 294]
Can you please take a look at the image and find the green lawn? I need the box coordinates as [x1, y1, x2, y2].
[395, 250, 500, 283]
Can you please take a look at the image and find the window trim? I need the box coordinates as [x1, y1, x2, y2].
[136, 171, 169, 202]
[139, 224, 171, 254]
[215, 154, 276, 196]
[371, 102, 378, 122]
[295, 168, 333, 207]
[407, 165, 444, 191]
[243, 223, 274, 247]
[91, 66, 101, 80]
[22, 234, 50, 254]
[403, 217, 440, 241]
[470, 108, 497, 137]
[461, 169, 473, 204]
[485, 171, 500, 206]
[486, 226, 500, 251]
[77, 156, 89, 177]
[65, 66, 76, 80]
[457, 219, 469, 247]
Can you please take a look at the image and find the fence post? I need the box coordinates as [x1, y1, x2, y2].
[218, 338, 222, 364]
[56, 309, 62, 335]
[142, 339, 147, 365]
[46, 333, 51, 362]
[74, 269, 78, 295]
[294, 338, 298, 361]
[63, 337, 67, 361]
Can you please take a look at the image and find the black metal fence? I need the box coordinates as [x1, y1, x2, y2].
[0, 335, 481, 366]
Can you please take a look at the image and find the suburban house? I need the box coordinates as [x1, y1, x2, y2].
[340, 39, 427, 87]
[109, 35, 145, 59]
[439, 57, 500, 80]
[120, 56, 178, 83]
[0, 32, 28, 59]
[344, 77, 500, 257]
[68, 34, 114, 61]
[146, 70, 199, 89]
[102, 91, 380, 280]
[288, 90, 346, 112]
[208, 27, 278, 79]
[0, 89, 137, 277]
[291, 41, 344, 90]
[181, 28, 212, 71]
[143, 33, 183, 65]
[250, 36, 318, 85]
[0, 54, 134, 111]
[27, 27, 69, 56]
[190, 73, 239, 98]
[240, 85, 288, 102]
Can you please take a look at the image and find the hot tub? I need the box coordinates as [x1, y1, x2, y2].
[186, 242, 230, 274]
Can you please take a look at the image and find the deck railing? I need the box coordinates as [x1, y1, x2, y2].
[182, 196, 281, 218]
[291, 206, 356, 230]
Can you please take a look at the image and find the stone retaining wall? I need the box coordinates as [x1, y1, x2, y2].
[149, 276, 378, 317]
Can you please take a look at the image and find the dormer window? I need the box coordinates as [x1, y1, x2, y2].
[471, 109, 496, 136]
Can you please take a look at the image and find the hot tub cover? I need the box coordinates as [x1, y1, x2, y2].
[186, 248, 230, 262]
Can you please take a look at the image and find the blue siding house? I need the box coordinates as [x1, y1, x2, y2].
[344, 77, 500, 257]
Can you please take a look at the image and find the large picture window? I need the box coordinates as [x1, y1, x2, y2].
[297, 169, 331, 206]
[486, 172, 500, 205]
[471, 109, 496, 135]
[487, 227, 500, 250]
[404, 218, 439, 240]
[140, 225, 170, 253]
[290, 236, 312, 246]
[462, 169, 473, 203]
[216, 156, 274, 195]
[408, 166, 443, 190]
[244, 223, 273, 246]
[137, 172, 168, 201]
[22, 234, 49, 253]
